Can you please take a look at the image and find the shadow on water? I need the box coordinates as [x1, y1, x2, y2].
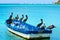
[26, 38, 50, 40]
[25, 37, 50, 40]
[7, 30, 50, 40]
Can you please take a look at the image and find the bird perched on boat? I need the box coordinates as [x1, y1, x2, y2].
[23, 15, 28, 22]
[9, 12, 13, 20]
[37, 19, 43, 27]
[20, 14, 24, 21]
[15, 14, 19, 20]
[47, 25, 55, 29]
[6, 12, 13, 24]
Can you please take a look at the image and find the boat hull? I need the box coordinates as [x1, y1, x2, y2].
[8, 27, 50, 39]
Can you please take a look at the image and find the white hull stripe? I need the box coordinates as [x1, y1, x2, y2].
[8, 28, 50, 39]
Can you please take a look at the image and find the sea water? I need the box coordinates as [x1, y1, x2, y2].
[0, 4, 60, 40]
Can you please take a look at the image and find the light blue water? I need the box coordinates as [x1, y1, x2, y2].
[0, 4, 60, 40]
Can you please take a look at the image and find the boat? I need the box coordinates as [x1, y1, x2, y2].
[6, 20, 52, 39]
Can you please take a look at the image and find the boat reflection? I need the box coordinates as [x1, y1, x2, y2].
[25, 37, 50, 40]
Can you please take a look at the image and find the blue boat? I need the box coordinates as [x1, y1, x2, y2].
[6, 19, 52, 39]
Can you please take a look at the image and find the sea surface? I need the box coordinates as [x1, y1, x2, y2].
[0, 4, 60, 40]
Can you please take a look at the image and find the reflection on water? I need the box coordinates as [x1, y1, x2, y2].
[26, 38, 50, 40]
[7, 31, 50, 40]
